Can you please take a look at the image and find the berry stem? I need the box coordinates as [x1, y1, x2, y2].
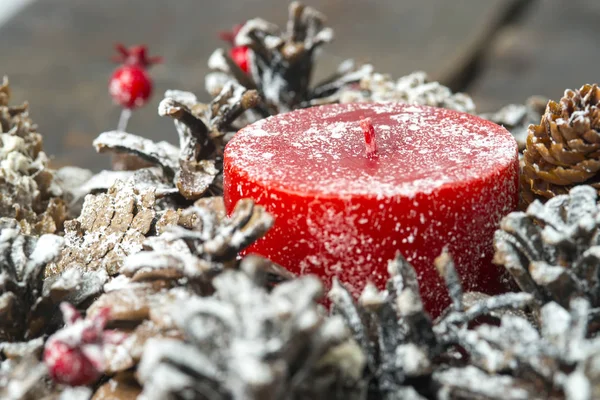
[117, 108, 132, 132]
[360, 117, 378, 159]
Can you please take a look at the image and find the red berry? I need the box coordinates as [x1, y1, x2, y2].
[44, 304, 125, 387]
[109, 66, 153, 109]
[109, 44, 161, 110]
[230, 46, 250, 74]
[44, 341, 100, 386]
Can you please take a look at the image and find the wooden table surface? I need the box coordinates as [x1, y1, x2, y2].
[1, 0, 599, 170]
[468, 0, 600, 111]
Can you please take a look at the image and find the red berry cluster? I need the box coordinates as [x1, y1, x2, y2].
[109, 44, 162, 109]
[44, 303, 125, 386]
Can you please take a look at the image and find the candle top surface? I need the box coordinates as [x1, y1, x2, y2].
[225, 102, 517, 198]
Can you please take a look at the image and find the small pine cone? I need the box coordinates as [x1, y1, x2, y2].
[152, 197, 274, 265]
[0, 77, 68, 234]
[158, 85, 260, 199]
[494, 185, 600, 308]
[522, 84, 600, 206]
[124, 196, 274, 279]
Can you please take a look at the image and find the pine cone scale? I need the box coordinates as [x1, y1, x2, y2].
[568, 139, 599, 154]
[550, 143, 589, 165]
[535, 166, 588, 185]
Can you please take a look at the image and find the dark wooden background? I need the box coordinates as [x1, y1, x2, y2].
[1, 0, 600, 170]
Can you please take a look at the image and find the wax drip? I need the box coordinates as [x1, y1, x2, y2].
[360, 117, 378, 159]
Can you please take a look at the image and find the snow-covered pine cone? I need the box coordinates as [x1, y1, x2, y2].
[332, 70, 476, 114]
[78, 198, 276, 379]
[206, 2, 372, 116]
[47, 179, 161, 276]
[207, 3, 475, 119]
[0, 77, 69, 234]
[0, 219, 106, 360]
[330, 250, 534, 399]
[90, 82, 259, 201]
[134, 248, 536, 400]
[332, 248, 600, 399]
[136, 264, 362, 400]
[433, 297, 600, 400]
[494, 185, 600, 308]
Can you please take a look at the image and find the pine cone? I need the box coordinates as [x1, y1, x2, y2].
[209, 7, 474, 117]
[136, 265, 363, 400]
[47, 180, 163, 276]
[206, 2, 371, 115]
[494, 185, 600, 308]
[330, 250, 533, 399]
[140, 197, 274, 268]
[89, 82, 259, 202]
[333, 248, 600, 399]
[333, 71, 476, 114]
[118, 196, 274, 286]
[433, 298, 600, 399]
[0, 219, 106, 353]
[81, 198, 275, 376]
[0, 77, 68, 234]
[522, 84, 600, 206]
[133, 249, 532, 400]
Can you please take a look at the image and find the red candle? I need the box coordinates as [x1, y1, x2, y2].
[224, 103, 518, 315]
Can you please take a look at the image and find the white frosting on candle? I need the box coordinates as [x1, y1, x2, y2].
[225, 102, 518, 199]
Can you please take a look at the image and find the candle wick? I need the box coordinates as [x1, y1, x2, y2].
[360, 117, 378, 159]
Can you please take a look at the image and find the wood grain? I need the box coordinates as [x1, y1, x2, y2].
[469, 0, 600, 112]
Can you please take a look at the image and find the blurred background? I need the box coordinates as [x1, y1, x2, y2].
[1, 0, 600, 170]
